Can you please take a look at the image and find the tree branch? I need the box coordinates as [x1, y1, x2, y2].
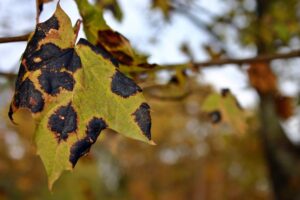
[0, 33, 30, 44]
[0, 71, 16, 79]
[158, 50, 300, 71]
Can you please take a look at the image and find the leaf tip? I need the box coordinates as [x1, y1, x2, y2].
[149, 140, 156, 146]
[48, 178, 56, 191]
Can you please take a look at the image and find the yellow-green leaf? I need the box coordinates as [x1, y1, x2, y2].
[202, 89, 247, 135]
[9, 4, 153, 189]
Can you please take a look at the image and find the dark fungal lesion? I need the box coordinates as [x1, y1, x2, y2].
[221, 88, 230, 97]
[8, 105, 13, 122]
[110, 50, 134, 65]
[12, 78, 45, 114]
[97, 30, 135, 65]
[9, 78, 44, 122]
[111, 70, 142, 98]
[26, 43, 81, 72]
[22, 13, 82, 72]
[209, 110, 222, 124]
[97, 30, 128, 48]
[77, 38, 119, 68]
[23, 15, 60, 59]
[132, 103, 151, 140]
[69, 117, 107, 167]
[48, 103, 78, 142]
[15, 63, 27, 90]
[38, 70, 75, 95]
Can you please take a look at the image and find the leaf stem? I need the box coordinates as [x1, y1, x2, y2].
[73, 19, 82, 42]
[36, 0, 40, 24]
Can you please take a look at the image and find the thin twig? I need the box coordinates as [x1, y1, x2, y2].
[0, 71, 17, 79]
[145, 91, 191, 101]
[160, 50, 300, 70]
[74, 19, 82, 41]
[0, 34, 30, 44]
[36, 0, 40, 24]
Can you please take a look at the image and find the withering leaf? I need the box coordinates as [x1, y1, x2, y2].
[75, 0, 153, 71]
[275, 95, 294, 120]
[202, 89, 247, 134]
[9, 4, 153, 189]
[248, 62, 277, 94]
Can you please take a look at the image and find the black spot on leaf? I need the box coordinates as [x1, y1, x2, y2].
[26, 43, 81, 72]
[38, 70, 75, 95]
[111, 70, 142, 98]
[66, 51, 81, 72]
[221, 88, 230, 97]
[15, 63, 27, 90]
[77, 38, 119, 68]
[26, 43, 61, 71]
[86, 118, 107, 141]
[24, 15, 59, 58]
[209, 110, 222, 124]
[40, 15, 60, 32]
[69, 139, 92, 167]
[69, 117, 107, 167]
[13, 78, 44, 113]
[48, 103, 77, 142]
[132, 103, 151, 140]
[169, 76, 180, 85]
[8, 105, 13, 122]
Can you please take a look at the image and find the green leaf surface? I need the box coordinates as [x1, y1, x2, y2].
[9, 4, 153, 189]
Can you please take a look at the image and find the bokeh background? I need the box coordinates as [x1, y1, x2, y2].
[1, 0, 300, 199]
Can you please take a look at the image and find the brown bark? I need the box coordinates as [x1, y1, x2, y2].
[259, 94, 300, 200]
[256, 1, 300, 199]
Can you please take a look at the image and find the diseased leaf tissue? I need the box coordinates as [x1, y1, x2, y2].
[8, 4, 153, 189]
[75, 0, 152, 69]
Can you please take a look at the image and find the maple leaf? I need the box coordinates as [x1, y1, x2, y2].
[9, 4, 153, 189]
[202, 89, 247, 135]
